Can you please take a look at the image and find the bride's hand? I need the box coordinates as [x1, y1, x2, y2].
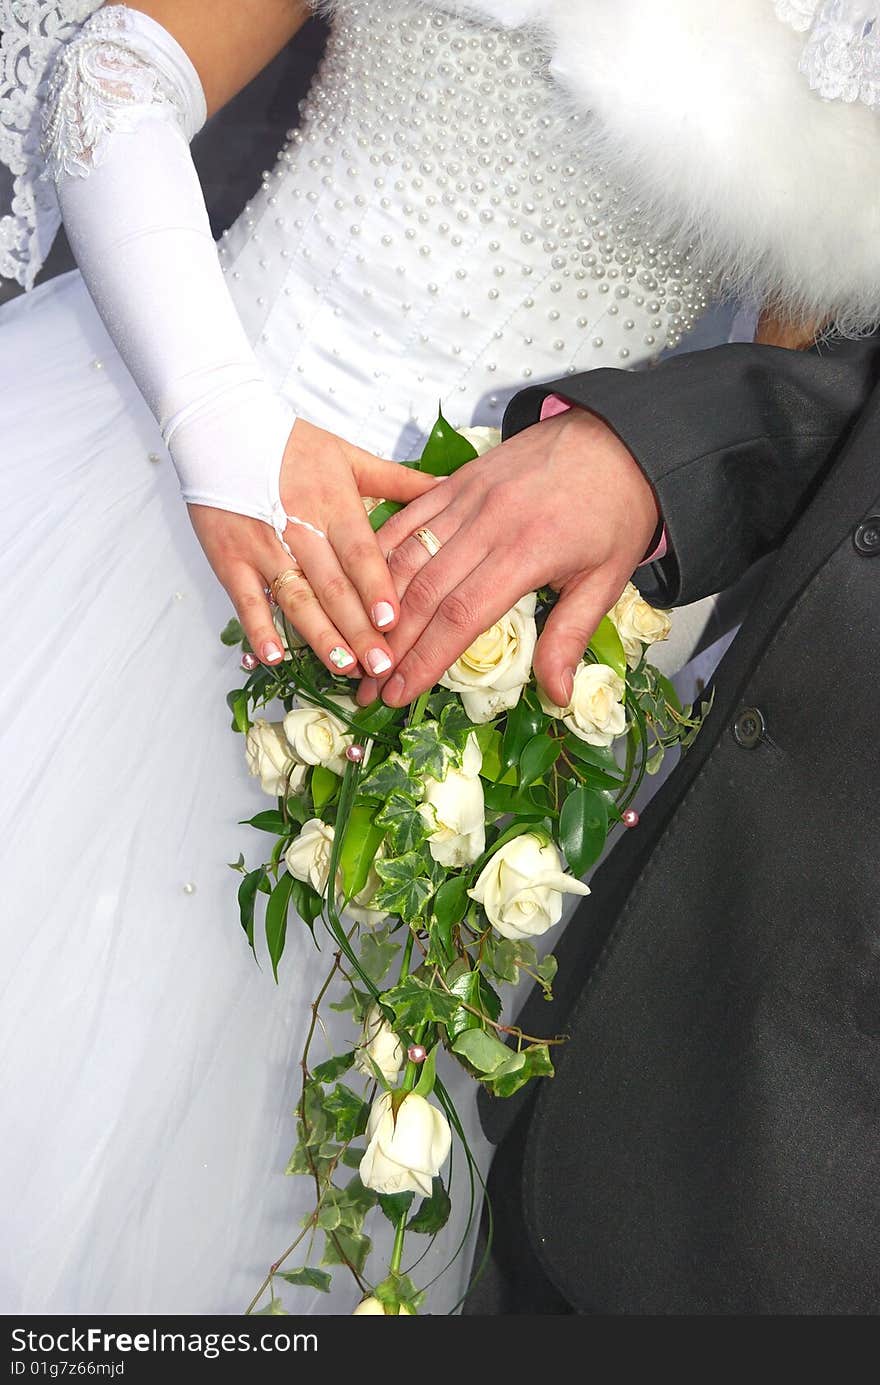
[188, 418, 438, 676]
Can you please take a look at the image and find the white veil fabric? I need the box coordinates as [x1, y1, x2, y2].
[0, 0, 102, 288]
[774, 0, 880, 106]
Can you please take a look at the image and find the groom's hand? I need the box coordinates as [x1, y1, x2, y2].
[356, 409, 660, 709]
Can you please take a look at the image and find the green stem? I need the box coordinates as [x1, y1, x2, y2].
[389, 1210, 407, 1275]
[408, 690, 431, 728]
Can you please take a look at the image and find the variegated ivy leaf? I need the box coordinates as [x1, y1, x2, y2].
[399, 721, 451, 780]
[375, 791, 430, 854]
[439, 699, 476, 758]
[373, 851, 436, 922]
[359, 752, 419, 802]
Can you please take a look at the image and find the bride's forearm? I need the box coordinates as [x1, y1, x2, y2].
[115, 0, 311, 116]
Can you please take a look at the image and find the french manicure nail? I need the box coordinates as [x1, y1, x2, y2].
[372, 600, 395, 629]
[366, 648, 393, 675]
[562, 667, 575, 703]
[329, 646, 355, 669]
[263, 641, 284, 664]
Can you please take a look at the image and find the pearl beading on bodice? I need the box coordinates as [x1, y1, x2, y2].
[218, 0, 714, 457]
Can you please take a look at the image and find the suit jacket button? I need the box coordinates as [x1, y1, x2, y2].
[733, 706, 765, 748]
[854, 516, 880, 555]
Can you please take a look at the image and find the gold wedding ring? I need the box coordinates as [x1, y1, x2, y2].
[270, 564, 309, 604]
[414, 527, 443, 557]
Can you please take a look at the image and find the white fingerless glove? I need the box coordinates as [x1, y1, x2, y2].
[42, 5, 296, 540]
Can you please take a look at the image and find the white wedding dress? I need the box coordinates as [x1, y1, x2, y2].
[0, 0, 730, 1315]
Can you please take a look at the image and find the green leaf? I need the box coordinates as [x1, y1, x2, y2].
[588, 615, 627, 683]
[285, 794, 311, 826]
[536, 953, 558, 988]
[484, 1042, 554, 1098]
[473, 724, 517, 785]
[226, 687, 251, 734]
[341, 1145, 365, 1169]
[380, 975, 460, 1028]
[407, 1177, 452, 1235]
[352, 700, 402, 738]
[265, 871, 297, 981]
[311, 1051, 357, 1084]
[559, 784, 609, 875]
[324, 1084, 369, 1143]
[338, 803, 385, 899]
[255, 1300, 289, 1315]
[562, 734, 625, 789]
[419, 406, 479, 476]
[519, 732, 562, 788]
[452, 1027, 516, 1074]
[483, 782, 550, 819]
[311, 765, 339, 811]
[360, 753, 419, 803]
[646, 746, 666, 775]
[290, 877, 323, 938]
[220, 617, 245, 647]
[321, 1228, 371, 1274]
[237, 868, 265, 955]
[431, 873, 469, 930]
[438, 700, 476, 757]
[240, 809, 289, 835]
[276, 1267, 332, 1293]
[400, 721, 451, 780]
[376, 792, 429, 855]
[501, 692, 549, 771]
[372, 1270, 424, 1313]
[377, 1190, 415, 1227]
[358, 931, 401, 984]
[373, 852, 435, 922]
[368, 499, 404, 531]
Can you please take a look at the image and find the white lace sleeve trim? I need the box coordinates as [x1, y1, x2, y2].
[41, 5, 206, 181]
[0, 0, 102, 289]
[774, 0, 880, 108]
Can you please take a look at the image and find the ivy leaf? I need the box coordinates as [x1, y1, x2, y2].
[311, 765, 340, 811]
[341, 1145, 365, 1169]
[377, 1190, 415, 1227]
[486, 937, 520, 984]
[358, 931, 401, 985]
[587, 615, 628, 683]
[324, 1084, 369, 1143]
[419, 406, 479, 476]
[339, 803, 385, 899]
[311, 1051, 357, 1084]
[535, 953, 558, 997]
[360, 753, 419, 803]
[276, 1267, 332, 1293]
[380, 975, 460, 1028]
[559, 785, 609, 875]
[438, 700, 476, 757]
[484, 1042, 554, 1098]
[321, 1228, 371, 1274]
[255, 1300, 289, 1315]
[519, 732, 562, 788]
[265, 871, 296, 981]
[376, 792, 429, 855]
[237, 867, 266, 955]
[400, 721, 450, 780]
[407, 1177, 452, 1235]
[373, 852, 435, 922]
[452, 1027, 516, 1074]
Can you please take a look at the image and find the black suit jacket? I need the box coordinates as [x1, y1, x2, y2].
[483, 335, 880, 1314]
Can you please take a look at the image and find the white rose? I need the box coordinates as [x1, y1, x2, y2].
[608, 581, 672, 669]
[440, 593, 537, 724]
[457, 425, 501, 456]
[245, 719, 306, 798]
[353, 1297, 415, 1315]
[468, 832, 590, 941]
[539, 662, 627, 747]
[419, 732, 486, 867]
[283, 696, 357, 776]
[354, 1004, 405, 1085]
[284, 817, 335, 894]
[359, 1091, 452, 1198]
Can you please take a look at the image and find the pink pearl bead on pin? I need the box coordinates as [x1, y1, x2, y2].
[345, 743, 366, 763]
[241, 652, 260, 671]
[407, 1044, 427, 1064]
[621, 809, 640, 829]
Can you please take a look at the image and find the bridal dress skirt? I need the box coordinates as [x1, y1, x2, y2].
[0, 270, 730, 1315]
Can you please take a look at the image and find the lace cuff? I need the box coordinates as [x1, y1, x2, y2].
[774, 0, 880, 109]
[41, 5, 207, 181]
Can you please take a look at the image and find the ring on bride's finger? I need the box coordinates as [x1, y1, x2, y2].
[414, 527, 443, 557]
[270, 565, 309, 603]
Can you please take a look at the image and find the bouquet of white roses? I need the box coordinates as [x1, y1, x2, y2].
[221, 412, 708, 1316]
